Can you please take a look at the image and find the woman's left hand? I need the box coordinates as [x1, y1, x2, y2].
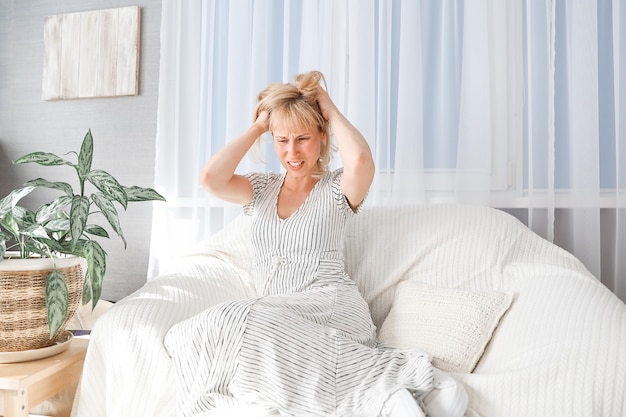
[316, 87, 339, 122]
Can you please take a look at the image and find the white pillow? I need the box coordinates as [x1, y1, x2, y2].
[378, 280, 513, 373]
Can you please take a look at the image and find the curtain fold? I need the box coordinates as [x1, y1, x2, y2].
[563, 0, 601, 277]
[525, 0, 556, 242]
[455, 0, 491, 204]
[149, 0, 626, 303]
[612, 0, 625, 300]
[390, 0, 424, 204]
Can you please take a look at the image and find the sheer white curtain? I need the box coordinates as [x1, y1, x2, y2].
[523, 0, 625, 300]
[613, 0, 626, 300]
[149, 0, 626, 303]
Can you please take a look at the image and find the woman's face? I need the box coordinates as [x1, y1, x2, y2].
[272, 124, 324, 178]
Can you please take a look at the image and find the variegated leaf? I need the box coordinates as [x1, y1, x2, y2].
[14, 152, 72, 166]
[91, 193, 126, 247]
[0, 186, 35, 217]
[58, 238, 88, 256]
[85, 240, 106, 306]
[78, 130, 94, 177]
[25, 178, 73, 196]
[70, 196, 90, 250]
[86, 170, 128, 209]
[44, 218, 70, 233]
[84, 224, 110, 238]
[124, 186, 166, 202]
[36, 196, 73, 223]
[11, 206, 36, 227]
[0, 212, 20, 237]
[82, 270, 93, 305]
[24, 240, 46, 258]
[35, 237, 66, 254]
[45, 269, 68, 337]
[23, 224, 50, 239]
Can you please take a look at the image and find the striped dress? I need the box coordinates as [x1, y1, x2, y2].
[165, 169, 433, 417]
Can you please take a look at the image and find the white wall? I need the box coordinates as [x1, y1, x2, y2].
[0, 0, 162, 301]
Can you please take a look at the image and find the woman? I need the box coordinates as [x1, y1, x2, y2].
[165, 71, 467, 417]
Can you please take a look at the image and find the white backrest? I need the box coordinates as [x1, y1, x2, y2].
[344, 204, 591, 328]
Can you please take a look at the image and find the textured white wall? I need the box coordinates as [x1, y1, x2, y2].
[0, 0, 162, 301]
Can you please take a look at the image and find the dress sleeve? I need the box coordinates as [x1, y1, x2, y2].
[243, 172, 274, 216]
[330, 168, 367, 217]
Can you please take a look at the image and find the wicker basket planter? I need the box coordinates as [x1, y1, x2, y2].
[0, 255, 84, 352]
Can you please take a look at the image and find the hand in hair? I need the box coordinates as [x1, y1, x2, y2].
[293, 71, 336, 122]
[315, 87, 340, 123]
[255, 110, 270, 133]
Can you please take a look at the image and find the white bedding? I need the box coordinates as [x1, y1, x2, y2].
[71, 204, 626, 417]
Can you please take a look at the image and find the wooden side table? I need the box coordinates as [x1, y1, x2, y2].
[0, 338, 88, 417]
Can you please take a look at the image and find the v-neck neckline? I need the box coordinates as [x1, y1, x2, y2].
[275, 172, 322, 221]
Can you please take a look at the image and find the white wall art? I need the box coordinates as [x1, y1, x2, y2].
[42, 6, 141, 100]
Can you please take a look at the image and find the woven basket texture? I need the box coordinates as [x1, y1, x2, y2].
[0, 263, 83, 352]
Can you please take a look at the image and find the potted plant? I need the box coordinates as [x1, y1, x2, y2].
[0, 129, 165, 351]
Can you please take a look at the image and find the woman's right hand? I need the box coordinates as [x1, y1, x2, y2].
[255, 110, 270, 133]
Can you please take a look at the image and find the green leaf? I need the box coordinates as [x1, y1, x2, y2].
[14, 152, 72, 166]
[82, 272, 93, 305]
[25, 178, 73, 197]
[0, 186, 35, 217]
[32, 237, 66, 254]
[86, 170, 128, 209]
[44, 218, 70, 233]
[36, 195, 73, 223]
[58, 238, 87, 256]
[23, 224, 50, 240]
[78, 130, 94, 177]
[0, 238, 5, 260]
[11, 206, 36, 227]
[21, 240, 41, 258]
[45, 269, 68, 338]
[84, 240, 106, 306]
[0, 213, 20, 238]
[84, 224, 110, 238]
[70, 196, 90, 249]
[124, 186, 166, 202]
[91, 193, 126, 248]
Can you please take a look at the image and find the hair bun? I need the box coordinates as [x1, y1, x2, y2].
[295, 71, 325, 94]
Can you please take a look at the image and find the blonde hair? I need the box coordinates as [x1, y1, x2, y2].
[254, 71, 333, 178]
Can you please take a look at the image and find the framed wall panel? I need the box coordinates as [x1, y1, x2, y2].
[42, 6, 141, 100]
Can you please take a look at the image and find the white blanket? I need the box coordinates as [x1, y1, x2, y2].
[71, 204, 626, 417]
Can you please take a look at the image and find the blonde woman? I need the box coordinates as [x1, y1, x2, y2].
[166, 71, 467, 417]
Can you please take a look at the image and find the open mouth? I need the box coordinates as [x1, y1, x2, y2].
[288, 161, 304, 167]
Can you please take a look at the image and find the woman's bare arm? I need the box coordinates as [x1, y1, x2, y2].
[199, 112, 269, 204]
[317, 89, 375, 210]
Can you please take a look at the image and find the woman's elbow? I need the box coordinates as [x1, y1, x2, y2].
[199, 169, 221, 194]
[354, 152, 375, 178]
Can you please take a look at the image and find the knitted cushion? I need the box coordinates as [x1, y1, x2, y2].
[378, 280, 514, 373]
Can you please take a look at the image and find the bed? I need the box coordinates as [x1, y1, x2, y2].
[70, 204, 626, 417]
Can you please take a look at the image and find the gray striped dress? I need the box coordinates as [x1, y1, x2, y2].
[165, 169, 433, 417]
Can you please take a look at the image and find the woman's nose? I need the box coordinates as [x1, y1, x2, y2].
[286, 141, 298, 155]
